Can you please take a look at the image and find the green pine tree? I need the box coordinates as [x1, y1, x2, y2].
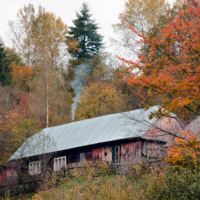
[66, 2, 104, 60]
[0, 37, 23, 86]
[0, 38, 10, 86]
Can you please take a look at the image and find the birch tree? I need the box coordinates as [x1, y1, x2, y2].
[112, 0, 170, 58]
[8, 4, 35, 66]
[8, 4, 72, 128]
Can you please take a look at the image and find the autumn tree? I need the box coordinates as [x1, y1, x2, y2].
[9, 4, 69, 68]
[111, 65, 142, 110]
[118, 0, 200, 121]
[8, 4, 35, 66]
[0, 86, 43, 164]
[30, 7, 70, 127]
[75, 81, 127, 120]
[8, 4, 72, 128]
[11, 63, 33, 101]
[0, 86, 15, 164]
[166, 131, 200, 170]
[86, 54, 142, 111]
[0, 90, 25, 164]
[112, 0, 169, 58]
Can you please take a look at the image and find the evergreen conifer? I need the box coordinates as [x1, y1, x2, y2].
[0, 38, 10, 86]
[67, 3, 103, 60]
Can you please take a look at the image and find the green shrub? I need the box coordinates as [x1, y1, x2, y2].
[141, 167, 200, 200]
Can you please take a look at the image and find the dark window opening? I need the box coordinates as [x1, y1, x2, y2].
[126, 148, 129, 154]
[104, 152, 107, 156]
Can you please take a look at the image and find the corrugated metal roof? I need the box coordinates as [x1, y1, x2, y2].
[10, 106, 161, 160]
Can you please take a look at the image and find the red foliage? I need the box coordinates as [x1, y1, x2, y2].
[118, 0, 200, 119]
[19, 93, 30, 118]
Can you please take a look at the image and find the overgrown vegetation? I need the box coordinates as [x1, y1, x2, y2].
[27, 157, 200, 199]
[2, 131, 200, 199]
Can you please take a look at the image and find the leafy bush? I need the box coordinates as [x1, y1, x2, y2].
[141, 167, 200, 200]
[31, 161, 139, 200]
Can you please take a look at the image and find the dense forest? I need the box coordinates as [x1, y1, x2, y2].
[0, 1, 144, 164]
[1, 0, 200, 198]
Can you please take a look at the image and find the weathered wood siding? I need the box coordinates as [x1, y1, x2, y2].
[120, 141, 141, 163]
[10, 137, 168, 183]
[0, 167, 18, 183]
[92, 148, 103, 161]
[144, 117, 183, 146]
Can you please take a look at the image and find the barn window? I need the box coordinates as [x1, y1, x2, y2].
[54, 156, 66, 171]
[29, 161, 41, 175]
[126, 148, 129, 154]
[104, 152, 107, 157]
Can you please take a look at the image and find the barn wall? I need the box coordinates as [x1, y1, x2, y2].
[92, 147, 113, 162]
[121, 141, 141, 163]
[142, 141, 167, 159]
[91, 140, 143, 163]
[66, 154, 80, 164]
[102, 147, 112, 162]
[17, 137, 167, 179]
[144, 117, 183, 146]
[92, 148, 103, 161]
[0, 168, 18, 183]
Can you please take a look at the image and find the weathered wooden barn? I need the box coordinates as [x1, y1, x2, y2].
[8, 105, 182, 176]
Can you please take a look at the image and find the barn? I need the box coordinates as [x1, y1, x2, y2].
[7, 105, 183, 176]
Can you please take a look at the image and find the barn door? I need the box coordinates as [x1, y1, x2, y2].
[80, 153, 85, 163]
[112, 146, 120, 163]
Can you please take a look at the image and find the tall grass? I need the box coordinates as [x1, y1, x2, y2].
[3, 160, 200, 200]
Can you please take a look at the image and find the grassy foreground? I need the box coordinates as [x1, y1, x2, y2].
[3, 160, 200, 200]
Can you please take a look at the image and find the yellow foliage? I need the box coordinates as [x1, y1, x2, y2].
[65, 37, 80, 57]
[75, 81, 127, 120]
[32, 161, 137, 200]
[112, 0, 170, 55]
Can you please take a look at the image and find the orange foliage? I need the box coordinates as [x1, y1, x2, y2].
[0, 93, 37, 164]
[11, 62, 33, 94]
[11, 63, 33, 81]
[166, 131, 200, 169]
[0, 109, 19, 165]
[118, 0, 200, 119]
